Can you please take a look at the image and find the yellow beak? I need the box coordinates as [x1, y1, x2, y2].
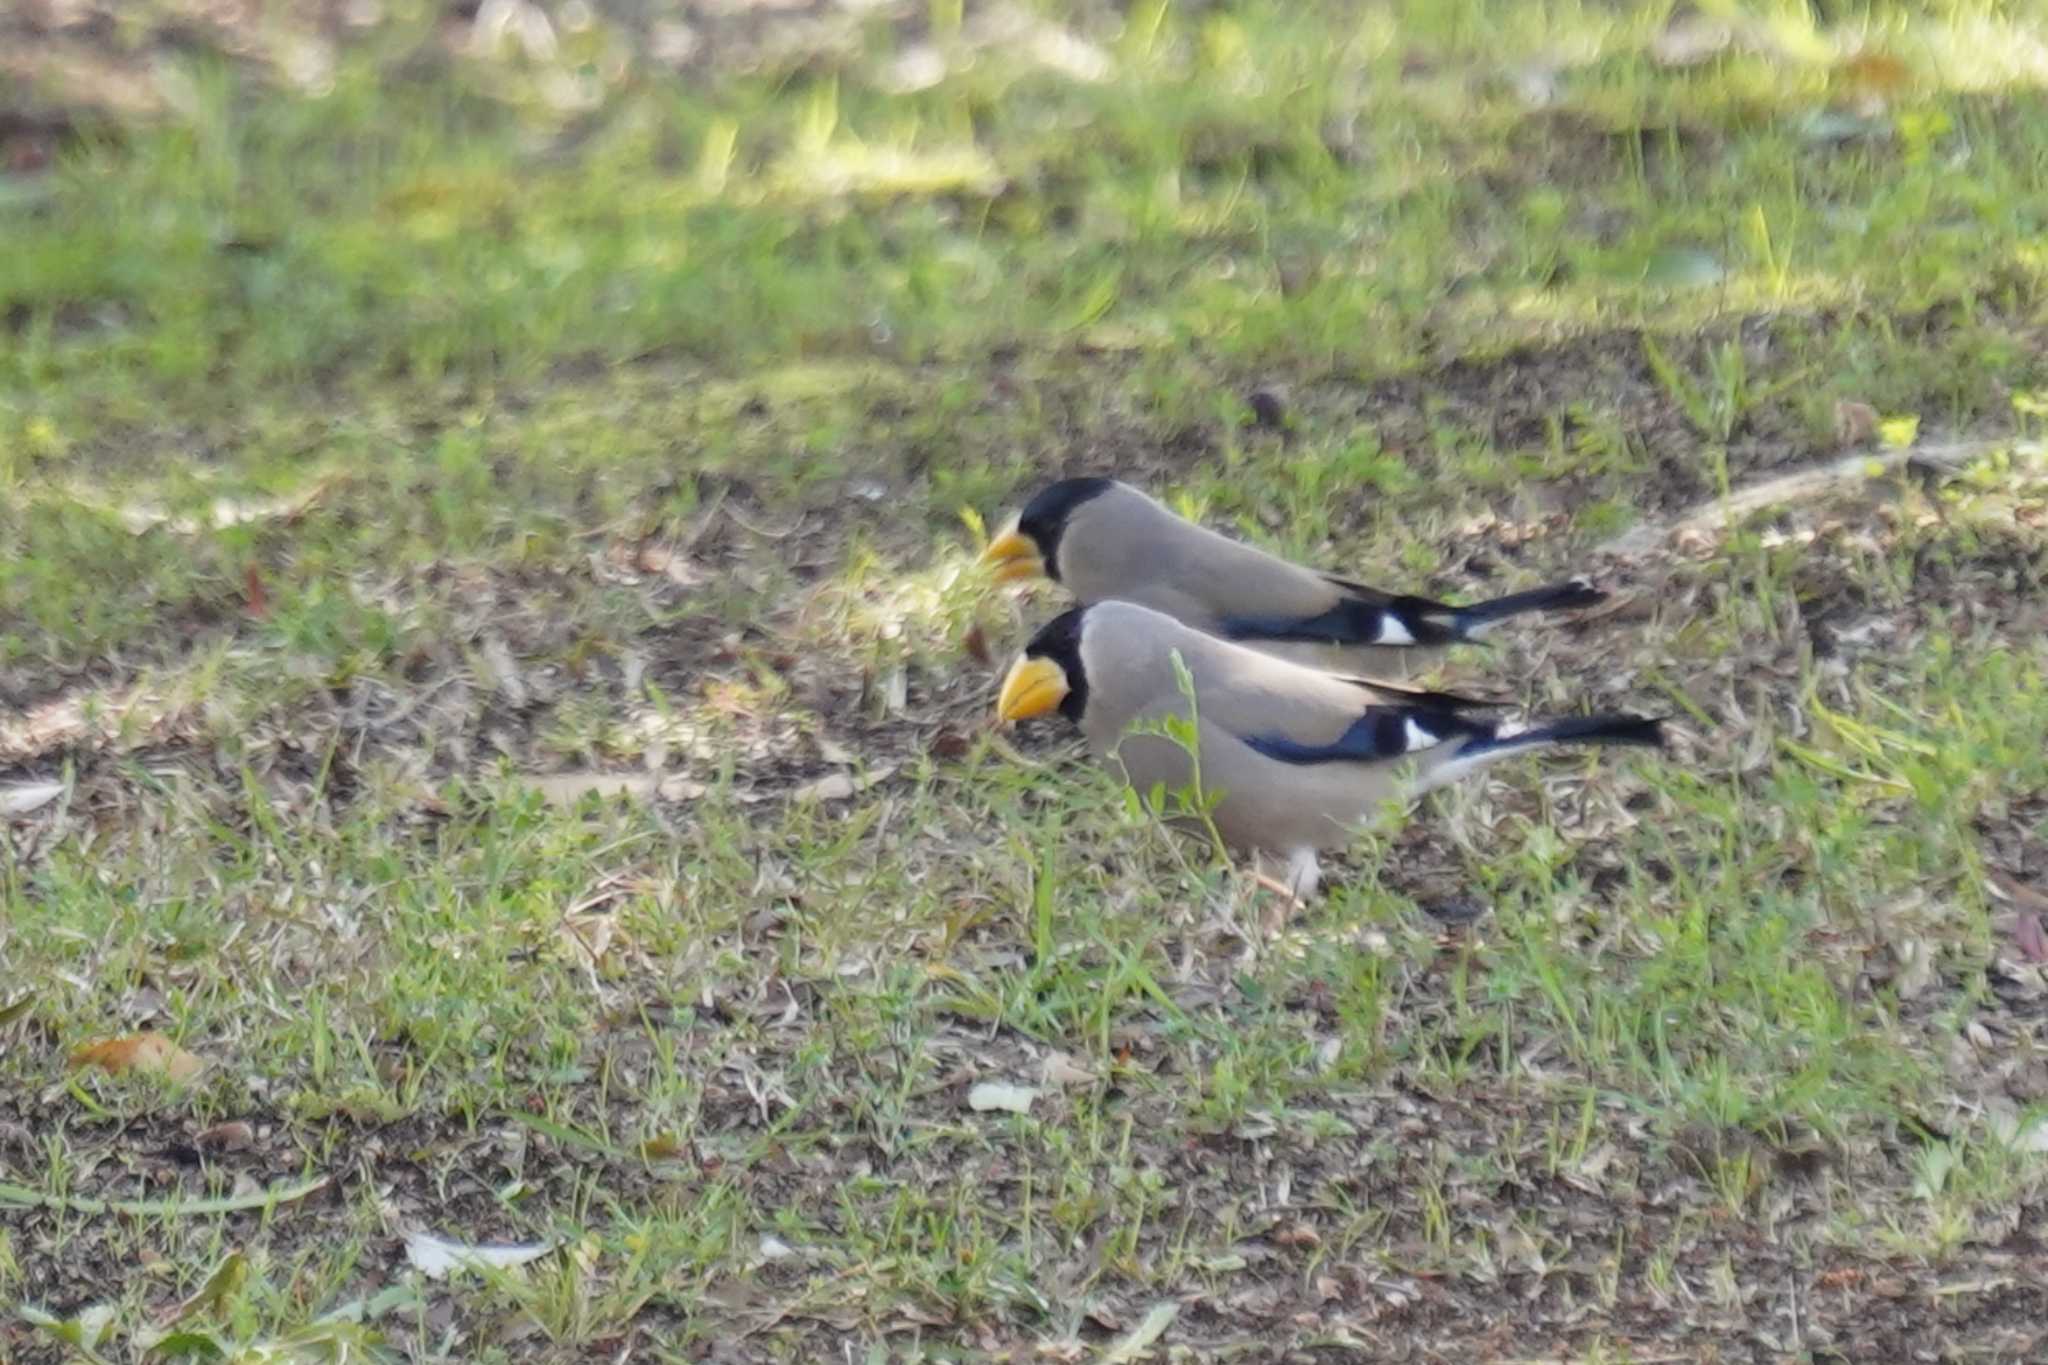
[979, 527, 1046, 585]
[996, 656, 1070, 724]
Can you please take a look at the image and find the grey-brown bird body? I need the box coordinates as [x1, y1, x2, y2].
[1068, 606, 1443, 851]
[991, 479, 1603, 674]
[1001, 601, 1662, 896]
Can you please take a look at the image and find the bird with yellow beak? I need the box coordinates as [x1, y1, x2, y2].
[981, 478, 1607, 676]
[994, 601, 1664, 902]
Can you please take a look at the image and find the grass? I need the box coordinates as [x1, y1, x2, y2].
[5, 0, 2048, 1359]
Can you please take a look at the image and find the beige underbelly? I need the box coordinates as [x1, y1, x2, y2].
[1099, 726, 1400, 855]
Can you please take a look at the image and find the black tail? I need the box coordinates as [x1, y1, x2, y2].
[1466, 713, 1665, 758]
[1235, 576, 1607, 653]
[1450, 578, 1606, 636]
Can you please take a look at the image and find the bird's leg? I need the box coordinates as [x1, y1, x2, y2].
[1250, 849, 1321, 934]
[1283, 848, 1322, 902]
[1252, 870, 1299, 900]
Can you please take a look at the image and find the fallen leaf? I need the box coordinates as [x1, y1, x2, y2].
[815, 736, 855, 766]
[1232, 1113, 1279, 1140]
[0, 780, 63, 817]
[963, 622, 992, 667]
[244, 563, 268, 619]
[1833, 399, 1879, 448]
[2017, 914, 2048, 966]
[1986, 868, 2048, 913]
[195, 1121, 256, 1152]
[479, 635, 528, 706]
[524, 772, 659, 805]
[1575, 1142, 1617, 1182]
[1039, 1051, 1098, 1087]
[887, 1301, 953, 1330]
[789, 764, 896, 803]
[402, 1229, 555, 1281]
[1272, 1221, 1321, 1248]
[633, 542, 705, 587]
[1892, 938, 1937, 1001]
[967, 1081, 1039, 1114]
[113, 478, 334, 536]
[793, 771, 855, 801]
[70, 1032, 206, 1083]
[557, 911, 618, 963]
[871, 665, 908, 716]
[930, 730, 972, 759]
[1087, 1304, 1126, 1332]
[1103, 1301, 1178, 1363]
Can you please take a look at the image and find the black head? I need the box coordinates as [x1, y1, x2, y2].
[1023, 605, 1091, 722]
[1014, 478, 1117, 583]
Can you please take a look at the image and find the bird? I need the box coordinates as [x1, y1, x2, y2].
[993, 600, 1664, 902]
[980, 478, 1607, 674]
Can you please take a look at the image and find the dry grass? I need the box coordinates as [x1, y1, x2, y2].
[6, 2, 2048, 1361]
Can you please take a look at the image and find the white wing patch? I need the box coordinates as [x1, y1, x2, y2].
[1375, 616, 1417, 646]
[1402, 717, 1445, 753]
